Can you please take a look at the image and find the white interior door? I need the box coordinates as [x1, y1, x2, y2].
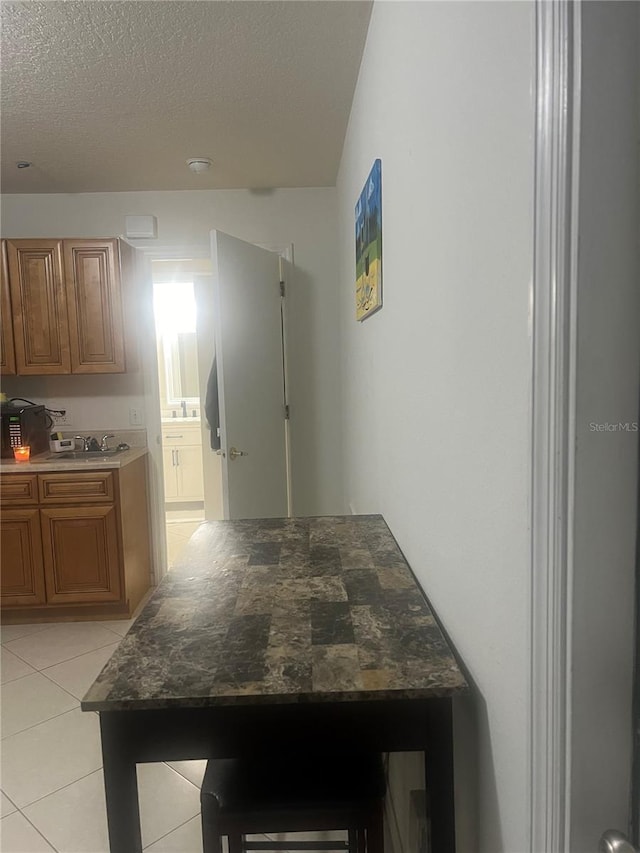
[209, 230, 288, 519]
[193, 274, 224, 522]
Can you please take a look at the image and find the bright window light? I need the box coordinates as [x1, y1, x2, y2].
[153, 281, 196, 335]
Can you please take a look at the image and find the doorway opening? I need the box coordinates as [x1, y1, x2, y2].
[151, 258, 223, 569]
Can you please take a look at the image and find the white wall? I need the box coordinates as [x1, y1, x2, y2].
[569, 3, 640, 848]
[1, 188, 343, 516]
[336, 3, 536, 850]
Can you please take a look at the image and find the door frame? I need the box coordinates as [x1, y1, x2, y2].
[529, 0, 580, 849]
[130, 243, 211, 582]
[132, 240, 293, 582]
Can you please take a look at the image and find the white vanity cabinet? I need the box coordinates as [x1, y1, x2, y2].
[161, 422, 204, 502]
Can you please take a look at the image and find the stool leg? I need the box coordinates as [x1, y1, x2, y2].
[227, 833, 243, 853]
[365, 801, 384, 853]
[357, 827, 366, 853]
[348, 828, 358, 852]
[201, 814, 223, 853]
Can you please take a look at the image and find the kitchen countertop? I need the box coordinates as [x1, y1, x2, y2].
[0, 446, 148, 473]
[82, 514, 469, 712]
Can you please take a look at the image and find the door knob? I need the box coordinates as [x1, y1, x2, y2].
[599, 830, 639, 853]
[229, 446, 247, 460]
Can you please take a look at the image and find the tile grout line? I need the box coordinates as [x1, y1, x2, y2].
[44, 639, 123, 666]
[1, 704, 82, 742]
[16, 765, 104, 813]
[0, 789, 19, 812]
[7, 806, 61, 852]
[2, 619, 130, 648]
[3, 635, 124, 671]
[38, 665, 95, 704]
[1, 668, 38, 687]
[0, 624, 54, 645]
[162, 762, 202, 793]
[141, 812, 200, 851]
[14, 759, 200, 815]
[164, 761, 206, 787]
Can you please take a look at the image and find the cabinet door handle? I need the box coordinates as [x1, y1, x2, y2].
[172, 449, 176, 466]
[165, 434, 184, 439]
[175, 449, 180, 466]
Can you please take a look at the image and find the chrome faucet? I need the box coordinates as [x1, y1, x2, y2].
[74, 435, 91, 451]
[181, 400, 187, 418]
[100, 433, 115, 451]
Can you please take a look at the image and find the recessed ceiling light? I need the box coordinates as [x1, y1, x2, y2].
[16, 161, 32, 169]
[186, 158, 212, 174]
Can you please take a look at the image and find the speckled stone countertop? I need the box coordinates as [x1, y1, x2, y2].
[82, 515, 469, 712]
[0, 446, 148, 473]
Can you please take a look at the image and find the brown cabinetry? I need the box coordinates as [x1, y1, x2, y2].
[0, 241, 16, 375]
[0, 458, 151, 621]
[1, 238, 125, 376]
[41, 505, 121, 604]
[0, 508, 46, 606]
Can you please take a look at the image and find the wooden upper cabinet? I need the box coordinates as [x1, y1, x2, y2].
[6, 239, 72, 374]
[1, 241, 17, 375]
[63, 239, 125, 373]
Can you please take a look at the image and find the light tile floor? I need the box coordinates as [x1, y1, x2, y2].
[0, 618, 352, 853]
[165, 520, 204, 569]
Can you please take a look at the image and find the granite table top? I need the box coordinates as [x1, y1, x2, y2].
[82, 515, 469, 712]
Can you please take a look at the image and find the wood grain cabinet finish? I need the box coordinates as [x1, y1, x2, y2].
[4, 238, 125, 375]
[6, 239, 71, 374]
[0, 241, 16, 375]
[0, 457, 151, 621]
[41, 505, 121, 603]
[63, 239, 125, 373]
[0, 474, 39, 505]
[38, 471, 114, 504]
[0, 508, 46, 606]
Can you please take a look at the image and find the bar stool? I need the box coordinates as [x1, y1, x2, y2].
[200, 752, 386, 853]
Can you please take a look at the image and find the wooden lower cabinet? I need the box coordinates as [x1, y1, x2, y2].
[0, 508, 46, 606]
[0, 457, 151, 622]
[41, 506, 121, 604]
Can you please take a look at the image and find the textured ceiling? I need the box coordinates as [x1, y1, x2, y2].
[1, 1, 372, 193]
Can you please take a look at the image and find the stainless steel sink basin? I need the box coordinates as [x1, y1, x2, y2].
[48, 449, 124, 460]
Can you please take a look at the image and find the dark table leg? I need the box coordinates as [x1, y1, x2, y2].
[425, 699, 456, 853]
[99, 713, 143, 853]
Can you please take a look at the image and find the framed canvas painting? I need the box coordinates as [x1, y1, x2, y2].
[355, 158, 382, 321]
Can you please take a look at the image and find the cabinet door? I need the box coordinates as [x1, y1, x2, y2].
[0, 241, 16, 375]
[162, 446, 179, 499]
[41, 506, 122, 603]
[63, 239, 125, 373]
[0, 508, 46, 606]
[6, 239, 71, 374]
[38, 471, 114, 505]
[176, 445, 204, 500]
[0, 474, 39, 506]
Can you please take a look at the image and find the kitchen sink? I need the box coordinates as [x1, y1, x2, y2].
[48, 449, 124, 460]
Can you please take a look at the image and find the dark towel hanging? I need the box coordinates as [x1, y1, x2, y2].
[204, 355, 221, 450]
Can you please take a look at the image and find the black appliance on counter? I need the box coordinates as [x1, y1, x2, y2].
[0, 401, 49, 458]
